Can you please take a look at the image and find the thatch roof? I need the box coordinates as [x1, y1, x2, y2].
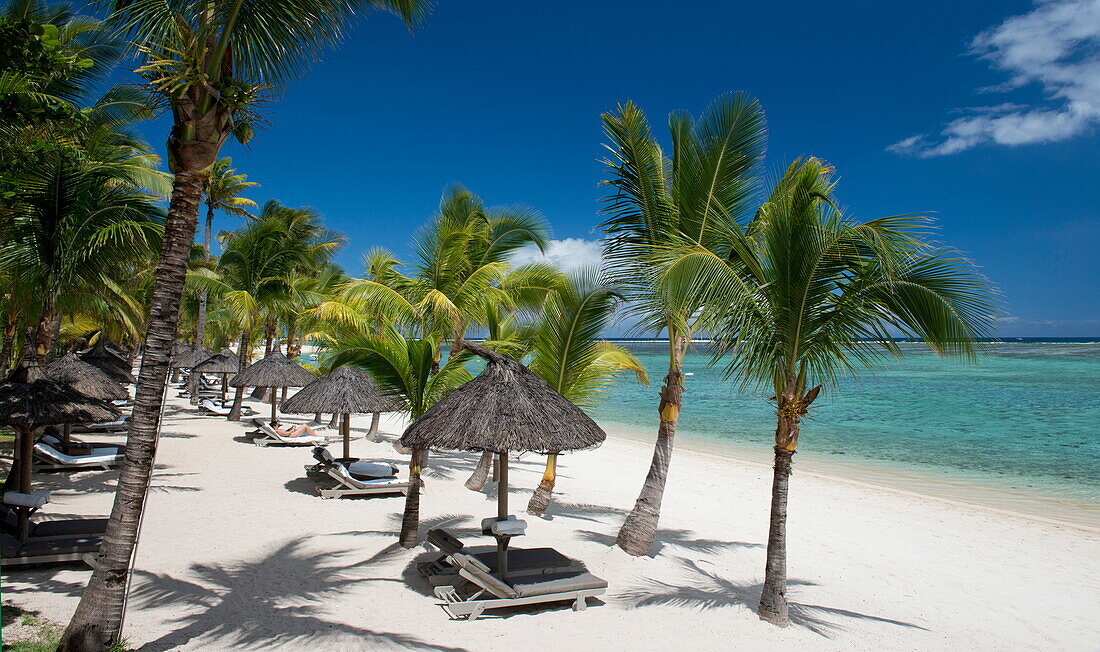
[281, 365, 403, 414]
[80, 339, 135, 384]
[193, 350, 240, 374]
[0, 354, 120, 428]
[174, 346, 212, 369]
[399, 341, 606, 455]
[228, 347, 314, 388]
[45, 354, 128, 402]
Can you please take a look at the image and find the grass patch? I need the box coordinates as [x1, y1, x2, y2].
[1, 604, 133, 651]
[1, 606, 61, 652]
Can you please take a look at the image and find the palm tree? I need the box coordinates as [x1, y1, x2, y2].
[335, 185, 554, 353]
[1, 124, 166, 361]
[62, 1, 432, 644]
[521, 269, 649, 515]
[665, 158, 996, 626]
[196, 157, 258, 347]
[600, 93, 767, 556]
[329, 327, 472, 547]
[196, 201, 341, 420]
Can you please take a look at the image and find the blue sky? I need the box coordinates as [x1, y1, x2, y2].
[126, 0, 1099, 336]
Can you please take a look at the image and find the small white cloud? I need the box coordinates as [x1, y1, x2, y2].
[510, 238, 603, 272]
[891, 0, 1100, 157]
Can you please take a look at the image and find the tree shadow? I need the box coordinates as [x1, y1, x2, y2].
[1, 571, 89, 595]
[129, 537, 470, 651]
[22, 464, 198, 496]
[615, 557, 928, 637]
[576, 528, 762, 555]
[533, 500, 628, 524]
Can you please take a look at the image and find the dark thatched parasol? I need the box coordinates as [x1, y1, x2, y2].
[80, 338, 135, 384]
[228, 345, 315, 424]
[173, 346, 211, 369]
[45, 353, 128, 445]
[399, 341, 606, 576]
[282, 365, 402, 458]
[45, 354, 128, 403]
[193, 349, 241, 404]
[0, 350, 120, 540]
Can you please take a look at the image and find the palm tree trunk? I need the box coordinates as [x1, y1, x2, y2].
[758, 387, 811, 628]
[58, 169, 204, 651]
[0, 312, 17, 374]
[328, 412, 340, 428]
[617, 336, 686, 556]
[527, 452, 557, 515]
[367, 412, 381, 442]
[399, 448, 425, 548]
[759, 443, 795, 626]
[465, 450, 494, 491]
[227, 329, 251, 421]
[195, 204, 214, 348]
[32, 301, 58, 363]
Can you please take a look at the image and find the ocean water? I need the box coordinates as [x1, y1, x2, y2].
[591, 340, 1100, 510]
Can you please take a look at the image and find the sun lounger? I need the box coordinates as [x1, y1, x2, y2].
[198, 398, 233, 415]
[317, 461, 408, 499]
[33, 442, 123, 471]
[40, 433, 123, 456]
[305, 447, 397, 478]
[418, 528, 576, 579]
[433, 552, 607, 619]
[0, 504, 108, 540]
[1, 531, 100, 568]
[70, 415, 129, 433]
[251, 419, 330, 447]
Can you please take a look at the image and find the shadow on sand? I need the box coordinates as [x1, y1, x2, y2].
[128, 536, 470, 651]
[615, 557, 928, 637]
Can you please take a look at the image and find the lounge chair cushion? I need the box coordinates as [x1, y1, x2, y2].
[34, 443, 122, 466]
[4, 491, 51, 509]
[347, 461, 397, 479]
[470, 547, 574, 573]
[510, 571, 609, 598]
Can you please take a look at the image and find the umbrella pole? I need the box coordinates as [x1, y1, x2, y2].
[17, 426, 33, 541]
[221, 375, 227, 405]
[271, 387, 278, 424]
[496, 451, 509, 579]
[342, 413, 351, 459]
[63, 422, 72, 447]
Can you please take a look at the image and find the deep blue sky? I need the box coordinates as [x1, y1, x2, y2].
[119, 1, 1098, 336]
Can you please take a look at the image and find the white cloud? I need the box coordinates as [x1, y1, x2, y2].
[889, 0, 1100, 157]
[510, 238, 603, 272]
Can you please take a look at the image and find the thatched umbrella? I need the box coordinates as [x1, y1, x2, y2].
[80, 338, 134, 385]
[0, 350, 119, 540]
[192, 349, 240, 404]
[281, 365, 401, 459]
[45, 353, 128, 445]
[173, 346, 212, 403]
[229, 345, 315, 425]
[173, 346, 211, 370]
[400, 341, 605, 577]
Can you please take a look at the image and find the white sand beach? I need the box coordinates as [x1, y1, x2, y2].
[4, 389, 1099, 651]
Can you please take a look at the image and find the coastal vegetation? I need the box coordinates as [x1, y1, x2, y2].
[0, 0, 1000, 647]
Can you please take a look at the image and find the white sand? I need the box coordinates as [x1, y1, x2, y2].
[4, 389, 1099, 651]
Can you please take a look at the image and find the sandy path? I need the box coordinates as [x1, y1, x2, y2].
[3, 389, 1098, 651]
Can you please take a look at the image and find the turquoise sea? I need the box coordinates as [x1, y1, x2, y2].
[592, 339, 1100, 513]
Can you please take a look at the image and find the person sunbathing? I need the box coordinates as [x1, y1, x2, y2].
[271, 422, 319, 439]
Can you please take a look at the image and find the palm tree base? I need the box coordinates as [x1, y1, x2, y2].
[616, 510, 657, 556]
[757, 599, 790, 627]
